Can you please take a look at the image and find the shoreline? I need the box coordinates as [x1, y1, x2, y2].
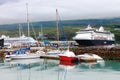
[0, 46, 120, 61]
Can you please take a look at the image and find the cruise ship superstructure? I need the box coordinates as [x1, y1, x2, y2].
[73, 25, 115, 46]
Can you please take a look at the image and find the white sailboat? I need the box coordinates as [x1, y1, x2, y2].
[55, 9, 77, 62]
[8, 3, 45, 60]
[46, 9, 64, 55]
[10, 49, 45, 60]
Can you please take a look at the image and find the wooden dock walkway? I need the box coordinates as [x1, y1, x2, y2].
[40, 55, 59, 60]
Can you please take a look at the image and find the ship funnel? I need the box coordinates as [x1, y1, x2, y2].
[86, 24, 92, 30]
[1, 35, 9, 38]
[20, 34, 26, 38]
[99, 26, 104, 32]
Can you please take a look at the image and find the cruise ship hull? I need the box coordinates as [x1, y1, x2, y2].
[75, 39, 115, 46]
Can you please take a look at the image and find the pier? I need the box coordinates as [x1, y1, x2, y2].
[40, 55, 59, 60]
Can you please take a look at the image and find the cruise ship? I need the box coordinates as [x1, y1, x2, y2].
[1, 34, 38, 46]
[73, 25, 115, 47]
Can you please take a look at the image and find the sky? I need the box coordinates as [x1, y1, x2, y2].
[0, 0, 120, 24]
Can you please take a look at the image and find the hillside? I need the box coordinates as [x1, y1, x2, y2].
[0, 18, 120, 30]
[0, 18, 120, 42]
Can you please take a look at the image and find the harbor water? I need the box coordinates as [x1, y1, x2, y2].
[0, 58, 120, 80]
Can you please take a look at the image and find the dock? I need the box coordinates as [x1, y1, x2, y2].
[40, 55, 59, 60]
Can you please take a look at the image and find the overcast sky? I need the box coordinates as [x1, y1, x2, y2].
[0, 0, 120, 24]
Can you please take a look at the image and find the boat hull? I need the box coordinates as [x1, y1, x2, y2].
[60, 60, 77, 66]
[10, 54, 40, 60]
[79, 58, 97, 62]
[75, 39, 115, 46]
[59, 55, 78, 62]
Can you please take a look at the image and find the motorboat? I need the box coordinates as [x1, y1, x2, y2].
[10, 49, 45, 60]
[10, 53, 40, 60]
[59, 49, 78, 62]
[77, 53, 103, 62]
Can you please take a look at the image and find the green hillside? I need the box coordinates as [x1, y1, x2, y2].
[0, 18, 120, 42]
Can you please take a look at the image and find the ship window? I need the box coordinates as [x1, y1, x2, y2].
[75, 33, 91, 39]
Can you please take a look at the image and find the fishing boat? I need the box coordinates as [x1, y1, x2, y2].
[59, 49, 78, 62]
[77, 53, 103, 62]
[73, 25, 115, 47]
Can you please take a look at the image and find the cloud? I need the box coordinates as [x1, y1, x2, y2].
[0, 0, 120, 24]
[0, 0, 19, 5]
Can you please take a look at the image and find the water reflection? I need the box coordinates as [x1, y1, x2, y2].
[36, 59, 59, 71]
[58, 61, 76, 80]
[0, 59, 120, 80]
[79, 60, 105, 69]
[9, 58, 41, 69]
[59, 61, 76, 70]
[5, 58, 59, 70]
[58, 60, 105, 80]
[1, 59, 119, 71]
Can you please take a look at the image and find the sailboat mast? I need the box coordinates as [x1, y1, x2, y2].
[56, 9, 59, 41]
[41, 24, 43, 41]
[19, 24, 21, 37]
[41, 24, 43, 36]
[26, 3, 30, 37]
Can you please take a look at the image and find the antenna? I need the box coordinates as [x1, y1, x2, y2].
[26, 3, 30, 37]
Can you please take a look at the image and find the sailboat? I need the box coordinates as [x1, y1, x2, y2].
[46, 9, 66, 55]
[55, 9, 77, 62]
[8, 3, 45, 60]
